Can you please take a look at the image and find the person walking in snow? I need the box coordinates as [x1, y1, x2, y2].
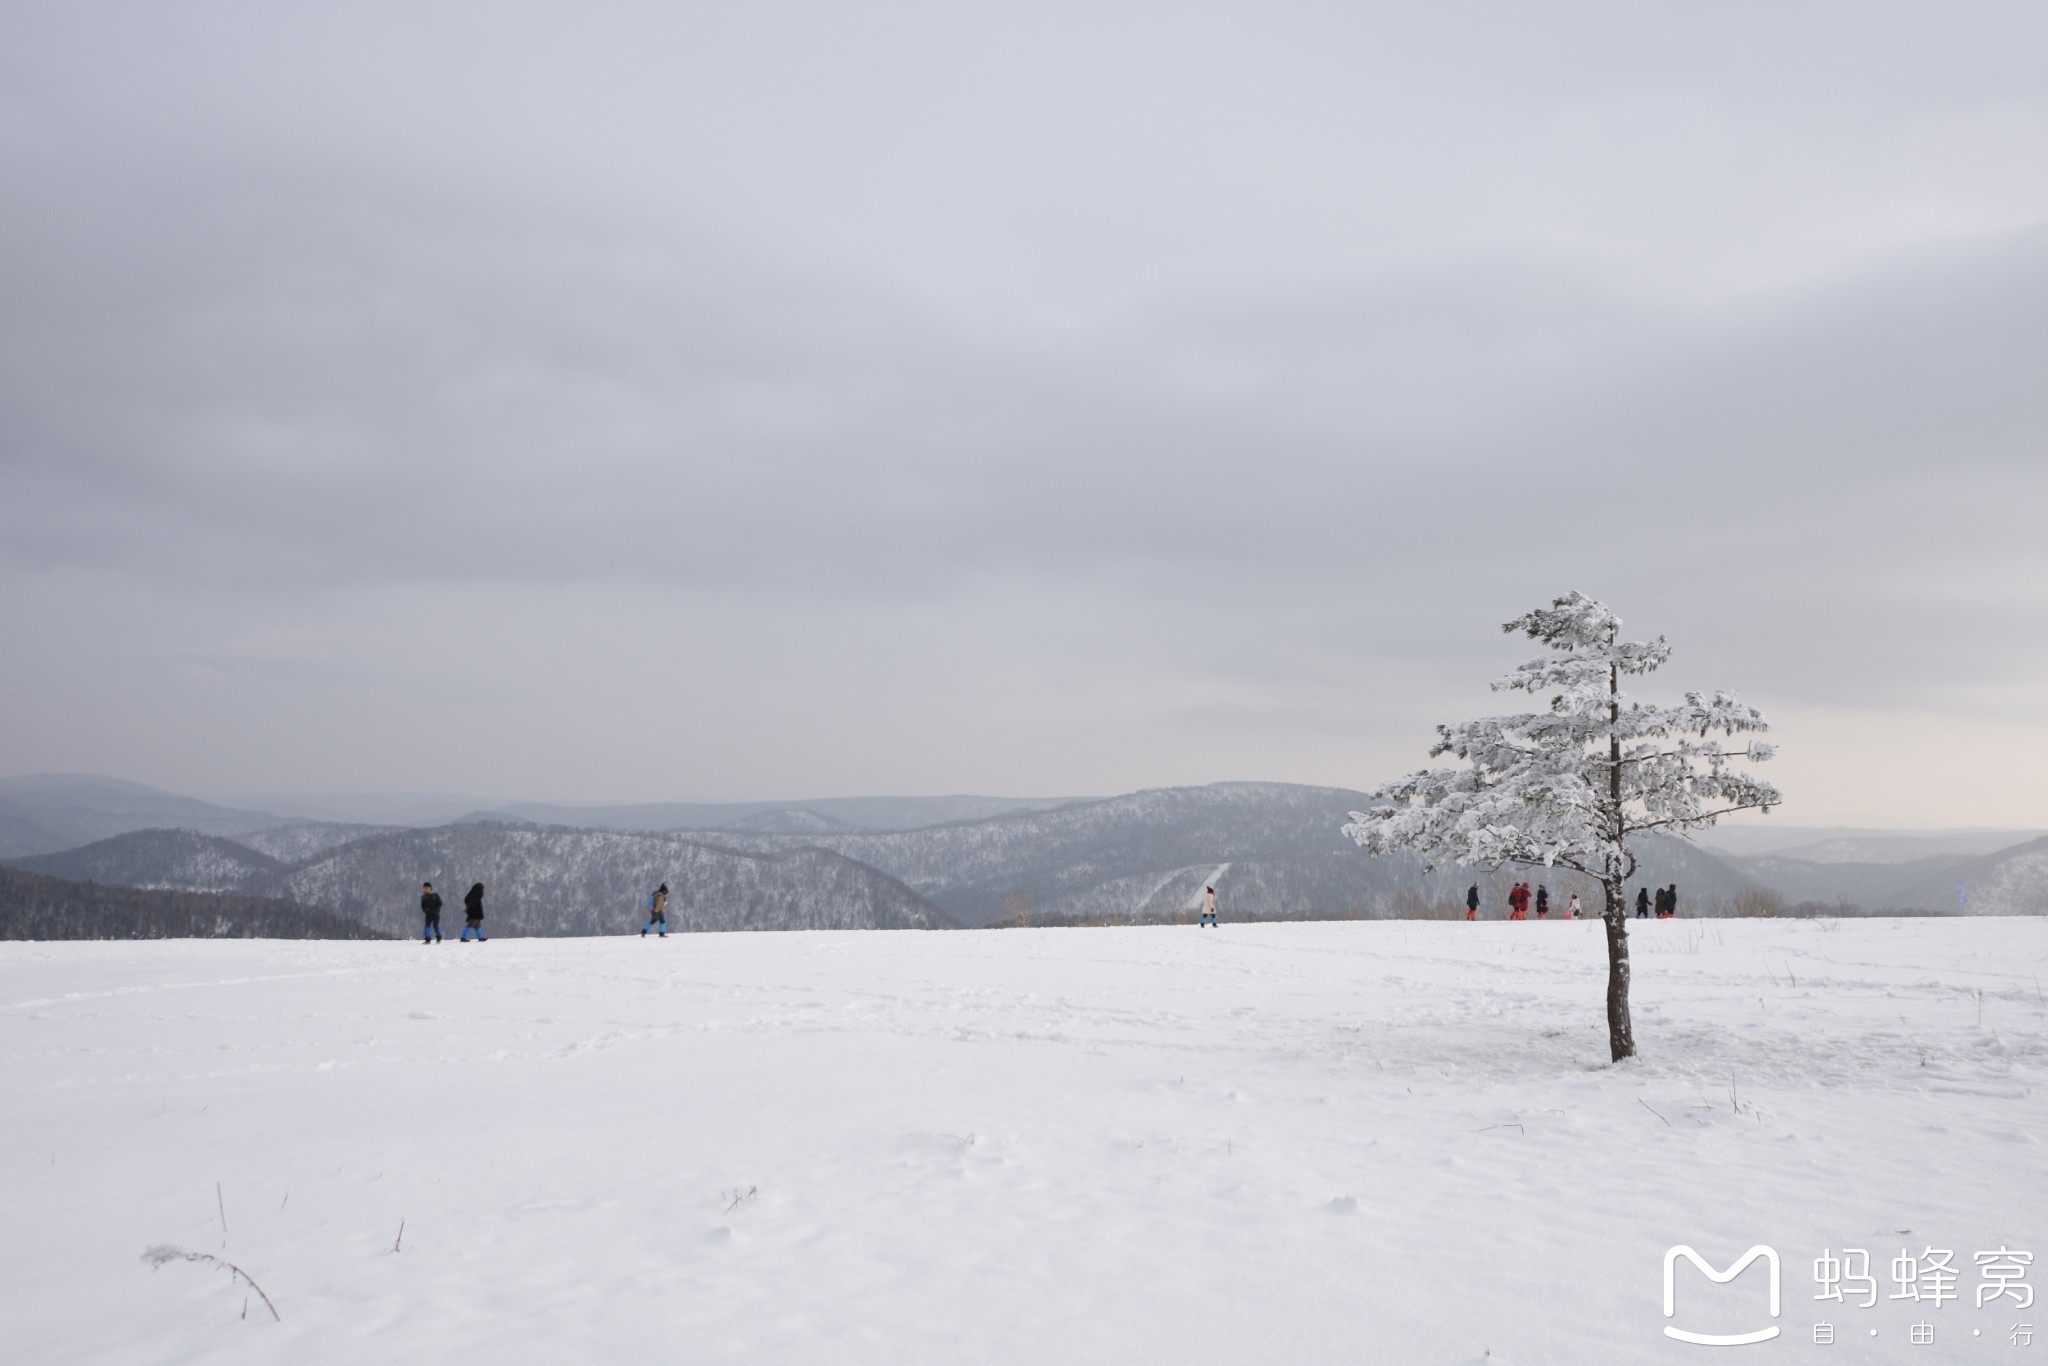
[1465, 884, 1479, 921]
[642, 883, 670, 937]
[1664, 883, 1679, 919]
[1566, 891, 1582, 919]
[1508, 882, 1529, 920]
[1199, 886, 1219, 927]
[460, 883, 487, 941]
[420, 882, 443, 943]
[1635, 886, 1650, 919]
[1535, 885, 1550, 919]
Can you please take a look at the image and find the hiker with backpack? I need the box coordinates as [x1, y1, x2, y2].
[643, 883, 670, 937]
[1465, 884, 1479, 921]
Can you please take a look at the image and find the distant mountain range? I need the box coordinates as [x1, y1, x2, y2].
[1692, 825, 2047, 861]
[3, 774, 2042, 932]
[0, 774, 289, 859]
[198, 789, 1087, 832]
[0, 774, 1084, 855]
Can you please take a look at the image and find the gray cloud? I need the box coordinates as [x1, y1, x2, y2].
[2, 2, 2045, 820]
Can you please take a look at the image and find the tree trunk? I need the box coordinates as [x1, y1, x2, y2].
[1602, 874, 1635, 1061]
[1604, 652, 1635, 1061]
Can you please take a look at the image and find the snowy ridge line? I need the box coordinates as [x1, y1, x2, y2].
[9, 782, 2048, 935]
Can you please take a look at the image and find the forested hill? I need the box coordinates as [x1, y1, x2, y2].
[0, 866, 388, 940]
[269, 823, 956, 937]
[10, 828, 286, 893]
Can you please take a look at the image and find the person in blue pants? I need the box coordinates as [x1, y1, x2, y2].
[459, 883, 487, 941]
[420, 882, 443, 943]
[642, 883, 670, 937]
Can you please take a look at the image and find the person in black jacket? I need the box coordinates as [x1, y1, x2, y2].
[460, 883, 487, 942]
[1635, 886, 1651, 918]
[420, 882, 443, 944]
[1535, 885, 1550, 919]
[1664, 883, 1679, 919]
[1465, 884, 1479, 921]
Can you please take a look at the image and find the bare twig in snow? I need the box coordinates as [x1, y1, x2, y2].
[392, 1219, 405, 1254]
[1639, 1099, 1671, 1126]
[216, 1183, 227, 1248]
[141, 1245, 280, 1322]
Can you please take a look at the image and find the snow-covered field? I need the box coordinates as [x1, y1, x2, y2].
[4, 919, 2043, 1364]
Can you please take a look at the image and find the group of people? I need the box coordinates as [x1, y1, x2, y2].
[1636, 884, 1681, 919]
[1455, 881, 1683, 921]
[417, 881, 676, 942]
[418, 882, 487, 942]
[414, 876, 1683, 940]
[1465, 882, 1583, 920]
[1486, 882, 1583, 920]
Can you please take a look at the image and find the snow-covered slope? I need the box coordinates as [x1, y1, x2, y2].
[1890, 835, 2048, 916]
[1721, 836, 2048, 916]
[1724, 852, 1976, 911]
[267, 823, 954, 936]
[8, 828, 286, 892]
[4, 919, 2042, 1364]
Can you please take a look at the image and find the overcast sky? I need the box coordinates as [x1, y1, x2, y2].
[2, 2, 2044, 825]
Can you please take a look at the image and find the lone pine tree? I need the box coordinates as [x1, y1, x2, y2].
[1343, 592, 1781, 1061]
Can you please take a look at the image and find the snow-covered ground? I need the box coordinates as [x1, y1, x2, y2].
[4, 919, 2043, 1364]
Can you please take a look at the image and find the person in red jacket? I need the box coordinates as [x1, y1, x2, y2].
[1508, 882, 1529, 920]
